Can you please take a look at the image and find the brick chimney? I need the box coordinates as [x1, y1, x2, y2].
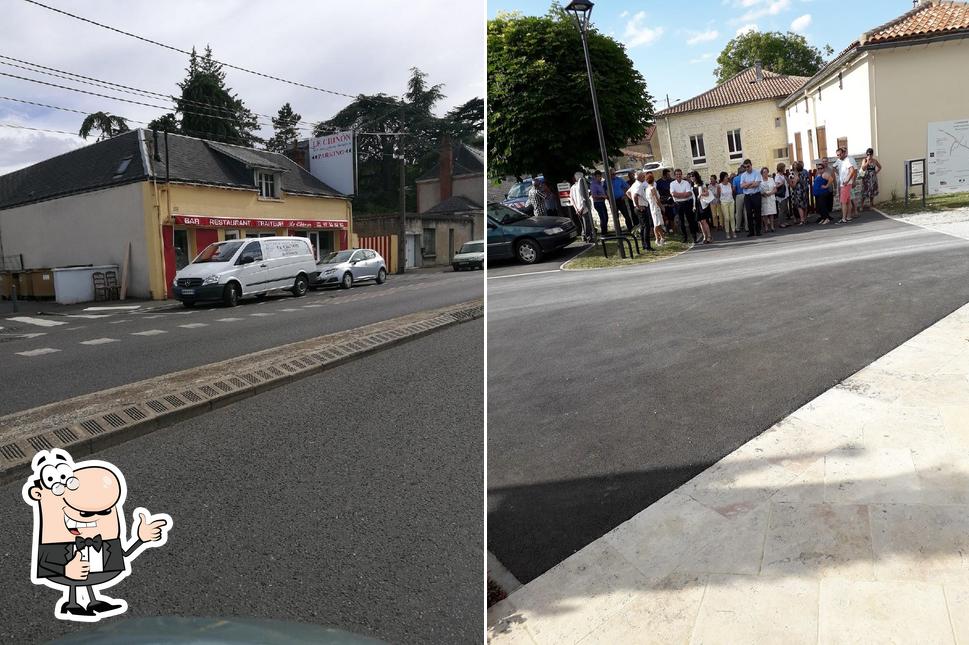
[439, 137, 453, 202]
[755, 60, 763, 82]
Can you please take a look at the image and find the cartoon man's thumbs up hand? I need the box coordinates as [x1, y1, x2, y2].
[134, 509, 171, 544]
[65, 550, 89, 581]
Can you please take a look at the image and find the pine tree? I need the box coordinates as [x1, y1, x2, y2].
[265, 103, 302, 153]
[176, 46, 260, 146]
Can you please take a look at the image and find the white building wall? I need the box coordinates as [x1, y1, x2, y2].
[0, 182, 152, 298]
[783, 56, 873, 165]
[872, 38, 969, 201]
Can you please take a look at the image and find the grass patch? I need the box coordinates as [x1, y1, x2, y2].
[877, 192, 969, 216]
[564, 238, 691, 270]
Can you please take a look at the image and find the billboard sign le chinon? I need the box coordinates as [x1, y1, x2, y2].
[308, 130, 357, 197]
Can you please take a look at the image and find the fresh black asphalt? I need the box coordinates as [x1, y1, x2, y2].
[0, 320, 483, 645]
[0, 271, 482, 415]
[487, 214, 969, 583]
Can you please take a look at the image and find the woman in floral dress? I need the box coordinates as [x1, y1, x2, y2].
[860, 148, 882, 211]
[790, 160, 810, 225]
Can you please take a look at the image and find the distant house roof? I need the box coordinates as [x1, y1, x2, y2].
[425, 195, 481, 214]
[655, 67, 809, 117]
[0, 129, 345, 210]
[416, 142, 484, 182]
[0, 129, 147, 211]
[148, 132, 342, 197]
[780, 0, 969, 106]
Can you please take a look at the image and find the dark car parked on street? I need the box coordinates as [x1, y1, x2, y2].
[487, 202, 577, 265]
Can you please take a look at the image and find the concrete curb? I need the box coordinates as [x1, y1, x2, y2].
[0, 299, 483, 486]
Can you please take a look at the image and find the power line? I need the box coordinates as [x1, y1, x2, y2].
[0, 121, 78, 136]
[22, 0, 406, 107]
[0, 54, 324, 130]
[0, 62, 436, 140]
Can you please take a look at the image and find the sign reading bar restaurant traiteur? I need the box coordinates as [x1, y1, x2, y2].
[173, 216, 347, 229]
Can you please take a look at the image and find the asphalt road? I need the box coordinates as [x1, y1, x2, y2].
[0, 319, 483, 645]
[487, 213, 969, 583]
[0, 271, 482, 416]
[486, 241, 590, 278]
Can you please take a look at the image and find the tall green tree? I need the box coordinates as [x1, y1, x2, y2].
[147, 112, 178, 132]
[176, 46, 261, 146]
[265, 102, 303, 153]
[314, 68, 480, 213]
[715, 31, 833, 83]
[488, 8, 653, 185]
[445, 97, 484, 147]
[78, 111, 129, 140]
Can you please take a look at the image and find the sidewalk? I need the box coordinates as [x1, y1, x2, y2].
[489, 296, 969, 643]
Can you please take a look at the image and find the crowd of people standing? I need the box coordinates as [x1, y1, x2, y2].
[531, 146, 883, 249]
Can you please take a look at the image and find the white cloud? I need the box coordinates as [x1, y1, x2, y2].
[689, 52, 716, 64]
[619, 10, 629, 18]
[790, 13, 812, 32]
[623, 11, 665, 48]
[736, 23, 759, 36]
[738, 0, 763, 7]
[736, 0, 792, 23]
[686, 29, 719, 45]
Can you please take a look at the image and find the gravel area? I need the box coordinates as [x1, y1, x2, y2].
[885, 206, 969, 240]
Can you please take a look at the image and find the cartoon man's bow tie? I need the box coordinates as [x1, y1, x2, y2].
[75, 535, 103, 552]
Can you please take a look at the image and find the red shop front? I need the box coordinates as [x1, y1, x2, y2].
[163, 215, 349, 297]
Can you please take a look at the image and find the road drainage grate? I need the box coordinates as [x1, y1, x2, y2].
[28, 435, 53, 451]
[146, 400, 167, 414]
[53, 427, 77, 444]
[200, 385, 219, 397]
[163, 395, 185, 408]
[124, 406, 146, 421]
[103, 413, 126, 429]
[229, 377, 247, 388]
[80, 419, 105, 435]
[214, 380, 232, 392]
[1, 443, 25, 461]
[181, 390, 203, 403]
[242, 373, 260, 385]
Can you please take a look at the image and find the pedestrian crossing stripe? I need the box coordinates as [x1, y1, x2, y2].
[7, 316, 67, 327]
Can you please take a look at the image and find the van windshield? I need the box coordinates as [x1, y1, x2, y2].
[193, 241, 244, 263]
[320, 251, 354, 264]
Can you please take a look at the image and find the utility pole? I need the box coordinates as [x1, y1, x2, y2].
[397, 103, 407, 274]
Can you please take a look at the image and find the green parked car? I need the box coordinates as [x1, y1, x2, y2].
[487, 202, 578, 265]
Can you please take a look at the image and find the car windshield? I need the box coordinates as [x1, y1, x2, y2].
[459, 242, 483, 254]
[506, 181, 531, 200]
[488, 202, 529, 224]
[320, 250, 354, 264]
[193, 241, 243, 263]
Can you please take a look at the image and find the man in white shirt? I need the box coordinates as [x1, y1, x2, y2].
[626, 171, 654, 251]
[669, 169, 698, 243]
[833, 147, 858, 222]
[738, 158, 763, 237]
[569, 172, 595, 242]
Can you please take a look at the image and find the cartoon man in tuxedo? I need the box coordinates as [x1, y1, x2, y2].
[22, 449, 172, 621]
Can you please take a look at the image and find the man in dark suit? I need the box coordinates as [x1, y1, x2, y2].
[23, 449, 171, 621]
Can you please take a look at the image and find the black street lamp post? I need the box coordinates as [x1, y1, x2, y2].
[565, 0, 625, 257]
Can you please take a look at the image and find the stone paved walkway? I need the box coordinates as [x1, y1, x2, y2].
[489, 294, 969, 644]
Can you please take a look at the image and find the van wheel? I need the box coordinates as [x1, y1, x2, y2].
[340, 272, 353, 290]
[223, 283, 240, 307]
[292, 274, 309, 297]
[376, 268, 387, 284]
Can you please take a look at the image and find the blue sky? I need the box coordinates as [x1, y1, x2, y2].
[489, 0, 917, 112]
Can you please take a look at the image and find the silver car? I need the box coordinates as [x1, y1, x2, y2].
[310, 248, 388, 290]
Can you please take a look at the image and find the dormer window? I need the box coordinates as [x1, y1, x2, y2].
[257, 171, 278, 199]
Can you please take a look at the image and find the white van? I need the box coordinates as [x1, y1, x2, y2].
[172, 236, 317, 307]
